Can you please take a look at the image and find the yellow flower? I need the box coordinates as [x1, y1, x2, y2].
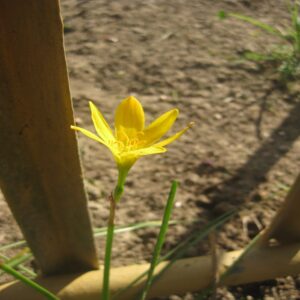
[71, 96, 193, 200]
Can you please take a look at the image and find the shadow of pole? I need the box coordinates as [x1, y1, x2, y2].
[205, 99, 300, 211]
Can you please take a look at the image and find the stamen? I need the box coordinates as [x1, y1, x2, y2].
[110, 130, 147, 153]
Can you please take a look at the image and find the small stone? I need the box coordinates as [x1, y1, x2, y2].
[224, 97, 234, 103]
[74, 117, 83, 125]
[214, 113, 223, 120]
[198, 194, 211, 205]
[184, 173, 199, 186]
[104, 36, 119, 43]
[174, 201, 182, 208]
[159, 95, 168, 100]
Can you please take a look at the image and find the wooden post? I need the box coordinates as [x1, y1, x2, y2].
[0, 0, 98, 274]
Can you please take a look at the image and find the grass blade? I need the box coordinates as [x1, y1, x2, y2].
[0, 220, 181, 282]
[139, 181, 178, 300]
[291, 2, 300, 54]
[0, 250, 36, 277]
[93, 220, 178, 237]
[0, 262, 59, 300]
[219, 11, 284, 39]
[149, 210, 236, 285]
[112, 210, 236, 300]
[0, 241, 26, 251]
[0, 221, 179, 253]
[229, 13, 284, 38]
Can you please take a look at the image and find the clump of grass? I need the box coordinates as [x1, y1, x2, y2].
[219, 1, 300, 81]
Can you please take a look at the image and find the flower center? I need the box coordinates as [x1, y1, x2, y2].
[110, 129, 145, 153]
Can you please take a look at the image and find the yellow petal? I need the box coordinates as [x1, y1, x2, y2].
[115, 146, 166, 170]
[114, 96, 145, 137]
[152, 122, 194, 147]
[71, 125, 107, 145]
[143, 109, 178, 145]
[130, 146, 167, 157]
[89, 101, 115, 142]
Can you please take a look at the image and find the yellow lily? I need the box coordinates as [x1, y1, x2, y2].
[71, 96, 193, 200]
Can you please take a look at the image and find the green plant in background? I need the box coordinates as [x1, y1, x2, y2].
[72, 96, 193, 300]
[219, 1, 300, 80]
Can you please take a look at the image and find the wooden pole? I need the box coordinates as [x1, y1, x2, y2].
[0, 0, 98, 274]
[261, 173, 300, 244]
[1, 243, 300, 300]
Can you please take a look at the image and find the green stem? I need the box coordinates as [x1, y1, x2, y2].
[102, 167, 128, 299]
[0, 263, 59, 300]
[139, 181, 178, 300]
[114, 167, 129, 202]
[102, 195, 117, 300]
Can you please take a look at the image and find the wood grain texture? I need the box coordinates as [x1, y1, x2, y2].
[0, 0, 98, 274]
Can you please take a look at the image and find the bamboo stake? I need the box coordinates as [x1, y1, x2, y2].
[0, 0, 98, 274]
[261, 173, 300, 245]
[1, 243, 300, 300]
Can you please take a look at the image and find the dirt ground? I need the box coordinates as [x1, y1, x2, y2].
[1, 0, 300, 299]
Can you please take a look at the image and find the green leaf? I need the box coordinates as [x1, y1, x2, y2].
[218, 10, 227, 20]
[139, 181, 178, 300]
[243, 51, 270, 62]
[227, 12, 284, 39]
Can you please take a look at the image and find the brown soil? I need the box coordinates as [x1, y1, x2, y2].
[1, 0, 300, 299]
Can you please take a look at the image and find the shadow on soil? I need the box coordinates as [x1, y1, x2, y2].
[200, 92, 300, 214]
